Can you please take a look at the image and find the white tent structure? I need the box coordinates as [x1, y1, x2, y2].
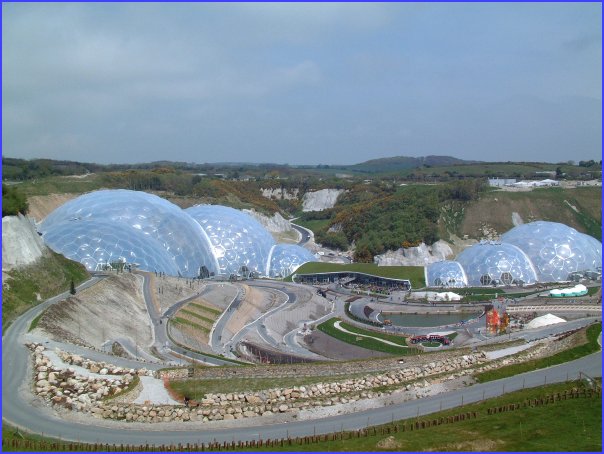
[525, 313, 566, 329]
[434, 291, 462, 301]
[549, 284, 588, 298]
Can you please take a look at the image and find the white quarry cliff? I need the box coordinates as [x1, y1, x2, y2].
[373, 240, 454, 267]
[2, 213, 48, 273]
[243, 209, 293, 233]
[302, 189, 345, 212]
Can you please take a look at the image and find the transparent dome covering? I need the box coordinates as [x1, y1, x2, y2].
[41, 190, 217, 277]
[268, 244, 317, 278]
[426, 261, 468, 288]
[456, 242, 538, 286]
[186, 205, 276, 277]
[43, 219, 180, 275]
[501, 221, 602, 282]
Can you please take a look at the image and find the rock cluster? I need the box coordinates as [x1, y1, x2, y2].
[55, 350, 155, 378]
[28, 343, 139, 412]
[31, 335, 582, 425]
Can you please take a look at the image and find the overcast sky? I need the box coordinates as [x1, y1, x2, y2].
[2, 3, 601, 165]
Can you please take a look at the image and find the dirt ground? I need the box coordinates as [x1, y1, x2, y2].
[27, 193, 78, 222]
[35, 273, 153, 351]
[150, 274, 205, 313]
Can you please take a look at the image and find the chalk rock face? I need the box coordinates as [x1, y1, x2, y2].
[243, 209, 292, 234]
[2, 214, 47, 272]
[374, 241, 454, 266]
[302, 189, 345, 212]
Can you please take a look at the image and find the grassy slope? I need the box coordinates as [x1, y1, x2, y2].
[2, 251, 89, 331]
[3, 381, 600, 451]
[458, 187, 602, 240]
[475, 323, 602, 383]
[289, 262, 425, 288]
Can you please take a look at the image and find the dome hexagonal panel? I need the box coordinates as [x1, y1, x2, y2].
[43, 219, 179, 274]
[501, 221, 601, 282]
[41, 190, 217, 277]
[268, 244, 317, 278]
[186, 205, 276, 277]
[426, 261, 468, 288]
[455, 242, 538, 286]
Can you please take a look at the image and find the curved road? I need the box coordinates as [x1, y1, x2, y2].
[3, 276, 601, 445]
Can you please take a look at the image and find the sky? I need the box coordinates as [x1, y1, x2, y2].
[2, 2, 601, 165]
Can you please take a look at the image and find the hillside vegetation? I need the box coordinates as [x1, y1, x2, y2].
[2, 251, 89, 331]
[457, 186, 602, 240]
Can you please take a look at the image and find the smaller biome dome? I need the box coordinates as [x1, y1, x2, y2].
[268, 244, 317, 278]
[186, 205, 276, 277]
[501, 221, 601, 282]
[426, 261, 468, 288]
[456, 242, 538, 286]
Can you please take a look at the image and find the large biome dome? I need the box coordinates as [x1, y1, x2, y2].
[40, 190, 317, 278]
[41, 190, 216, 277]
[501, 221, 601, 282]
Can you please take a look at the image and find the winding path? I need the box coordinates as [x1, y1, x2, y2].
[3, 276, 601, 446]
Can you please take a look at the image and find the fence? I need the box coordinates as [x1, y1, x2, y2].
[4, 388, 599, 452]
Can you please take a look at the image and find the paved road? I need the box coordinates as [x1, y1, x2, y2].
[3, 276, 602, 445]
[4, 344, 600, 445]
[138, 273, 240, 367]
[290, 222, 312, 246]
[221, 283, 294, 358]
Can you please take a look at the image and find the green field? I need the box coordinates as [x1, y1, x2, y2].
[475, 323, 602, 383]
[3, 380, 600, 452]
[317, 318, 416, 355]
[289, 262, 425, 288]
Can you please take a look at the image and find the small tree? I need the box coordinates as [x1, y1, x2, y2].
[70, 280, 76, 295]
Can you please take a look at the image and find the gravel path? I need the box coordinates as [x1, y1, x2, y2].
[133, 376, 180, 405]
[484, 342, 537, 360]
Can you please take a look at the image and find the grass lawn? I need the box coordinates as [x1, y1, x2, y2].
[3, 380, 600, 452]
[475, 323, 602, 383]
[171, 317, 209, 333]
[317, 318, 417, 355]
[289, 262, 425, 288]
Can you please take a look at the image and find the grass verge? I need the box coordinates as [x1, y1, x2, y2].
[475, 323, 602, 383]
[2, 380, 600, 451]
[2, 252, 89, 333]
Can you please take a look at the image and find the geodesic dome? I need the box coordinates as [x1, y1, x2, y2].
[42, 218, 180, 275]
[501, 221, 602, 282]
[268, 244, 317, 278]
[186, 205, 276, 277]
[455, 242, 538, 286]
[41, 190, 217, 277]
[426, 260, 468, 288]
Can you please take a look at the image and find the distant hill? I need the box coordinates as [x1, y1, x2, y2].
[349, 155, 479, 173]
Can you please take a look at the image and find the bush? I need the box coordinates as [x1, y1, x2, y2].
[2, 184, 28, 217]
